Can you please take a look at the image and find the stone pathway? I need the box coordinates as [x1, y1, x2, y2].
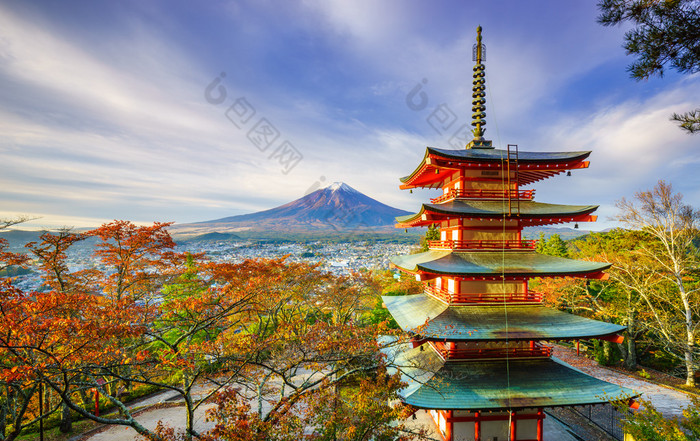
[84, 405, 216, 441]
[77, 383, 216, 441]
[551, 344, 692, 418]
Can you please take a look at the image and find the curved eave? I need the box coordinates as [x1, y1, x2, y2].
[389, 345, 633, 410]
[382, 294, 625, 341]
[395, 201, 599, 228]
[427, 147, 592, 163]
[390, 250, 611, 279]
[400, 147, 591, 189]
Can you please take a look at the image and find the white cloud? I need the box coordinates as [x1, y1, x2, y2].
[533, 76, 700, 230]
[1, 1, 699, 231]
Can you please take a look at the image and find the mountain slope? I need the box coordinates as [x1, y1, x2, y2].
[173, 182, 410, 234]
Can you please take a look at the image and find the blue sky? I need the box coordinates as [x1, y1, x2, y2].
[2, 0, 699, 231]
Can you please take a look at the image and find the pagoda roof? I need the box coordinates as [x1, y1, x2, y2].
[395, 200, 598, 228]
[400, 147, 591, 189]
[427, 147, 591, 163]
[383, 294, 625, 341]
[391, 250, 611, 278]
[386, 343, 634, 410]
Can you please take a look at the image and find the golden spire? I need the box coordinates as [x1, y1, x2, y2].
[467, 25, 492, 149]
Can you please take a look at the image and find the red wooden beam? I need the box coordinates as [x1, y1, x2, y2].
[598, 334, 625, 344]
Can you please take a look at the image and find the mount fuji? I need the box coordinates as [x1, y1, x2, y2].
[171, 182, 410, 234]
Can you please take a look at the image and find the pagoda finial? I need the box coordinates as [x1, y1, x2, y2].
[467, 25, 493, 149]
[475, 25, 483, 64]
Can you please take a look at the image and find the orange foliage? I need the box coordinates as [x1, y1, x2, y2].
[1, 221, 415, 441]
[0, 238, 29, 272]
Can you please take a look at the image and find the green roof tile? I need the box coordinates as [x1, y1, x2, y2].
[387, 344, 633, 410]
[383, 294, 625, 340]
[396, 200, 598, 224]
[390, 250, 610, 277]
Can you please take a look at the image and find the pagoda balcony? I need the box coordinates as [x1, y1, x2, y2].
[428, 239, 537, 251]
[430, 341, 552, 360]
[430, 188, 535, 204]
[425, 284, 543, 304]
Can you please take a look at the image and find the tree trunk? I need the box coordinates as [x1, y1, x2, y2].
[59, 401, 72, 433]
[184, 386, 194, 441]
[603, 340, 612, 365]
[624, 313, 638, 370]
[0, 398, 6, 440]
[625, 334, 637, 370]
[686, 345, 696, 387]
[682, 285, 696, 387]
[78, 387, 92, 410]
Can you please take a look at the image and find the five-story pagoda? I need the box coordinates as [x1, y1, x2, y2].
[385, 27, 633, 441]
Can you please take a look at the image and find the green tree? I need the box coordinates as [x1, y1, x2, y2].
[419, 224, 440, 252]
[573, 229, 659, 369]
[545, 233, 569, 257]
[535, 232, 546, 254]
[535, 232, 570, 257]
[616, 397, 700, 440]
[598, 0, 700, 133]
[616, 180, 700, 386]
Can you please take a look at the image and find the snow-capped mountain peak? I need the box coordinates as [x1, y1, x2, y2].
[326, 182, 357, 193]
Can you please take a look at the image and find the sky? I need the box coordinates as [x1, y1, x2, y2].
[1, 0, 699, 231]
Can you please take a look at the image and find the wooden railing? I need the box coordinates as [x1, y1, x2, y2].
[424, 284, 542, 304]
[431, 341, 552, 360]
[431, 188, 535, 204]
[428, 239, 537, 250]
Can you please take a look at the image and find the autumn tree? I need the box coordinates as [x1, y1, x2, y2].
[572, 229, 661, 369]
[616, 180, 700, 386]
[0, 217, 30, 273]
[1, 221, 420, 440]
[87, 220, 179, 301]
[24, 229, 89, 433]
[598, 0, 700, 133]
[534, 231, 646, 366]
[616, 397, 700, 440]
[0, 222, 181, 440]
[0, 274, 147, 440]
[0, 217, 37, 440]
[139, 257, 420, 441]
[0, 281, 42, 441]
[199, 262, 416, 441]
[287, 367, 419, 441]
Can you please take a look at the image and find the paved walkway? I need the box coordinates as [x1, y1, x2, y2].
[78, 384, 216, 441]
[85, 405, 216, 441]
[551, 344, 692, 418]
